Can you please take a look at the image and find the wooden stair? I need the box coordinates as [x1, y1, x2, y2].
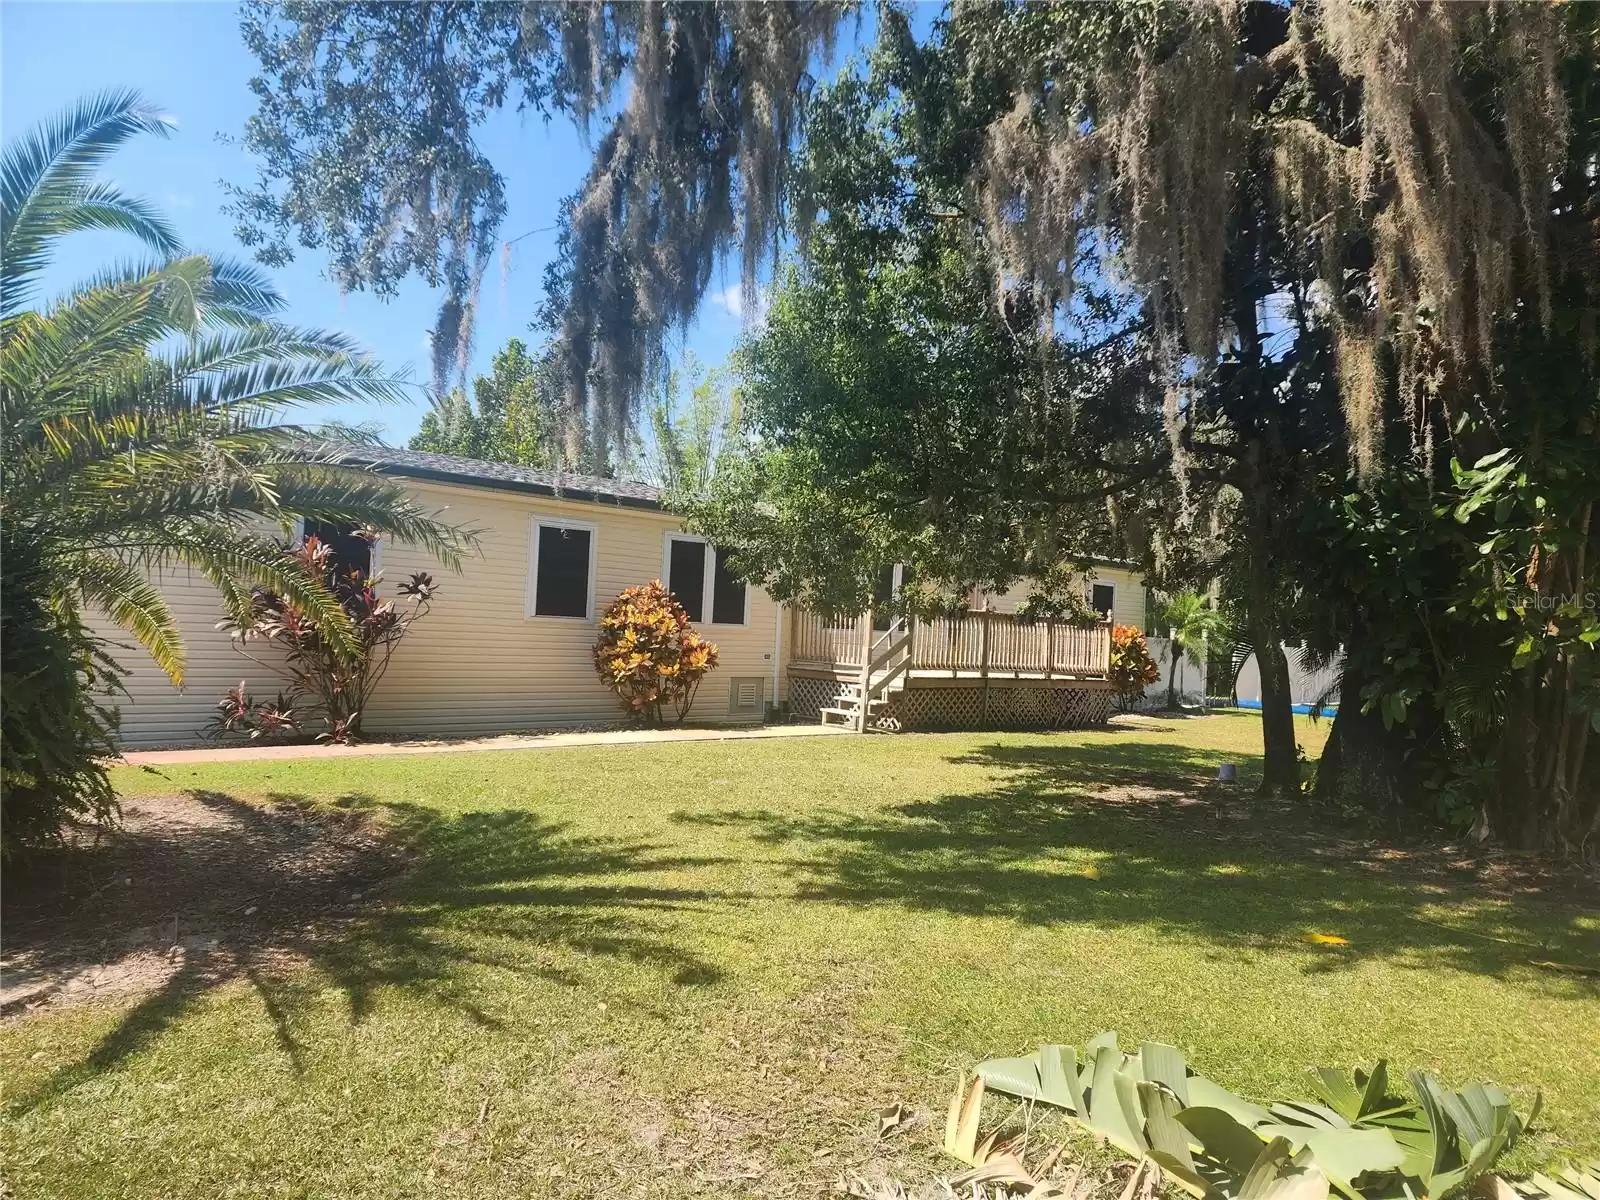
[818, 679, 902, 731]
[817, 618, 914, 731]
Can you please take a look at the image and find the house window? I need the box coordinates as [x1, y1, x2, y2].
[530, 520, 595, 618]
[667, 538, 708, 621]
[710, 547, 746, 625]
[301, 519, 376, 580]
[664, 535, 747, 626]
[1090, 582, 1116, 620]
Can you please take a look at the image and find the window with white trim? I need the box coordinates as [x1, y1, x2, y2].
[1090, 581, 1116, 620]
[530, 520, 596, 619]
[664, 534, 747, 625]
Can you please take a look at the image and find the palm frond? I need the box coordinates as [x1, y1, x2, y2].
[72, 552, 184, 681]
[1, 89, 176, 315]
[167, 527, 359, 660]
[3, 91, 473, 700]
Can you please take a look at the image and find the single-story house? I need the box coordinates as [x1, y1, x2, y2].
[91, 448, 1149, 747]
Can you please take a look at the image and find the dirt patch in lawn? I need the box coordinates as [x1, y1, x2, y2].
[1, 790, 405, 1017]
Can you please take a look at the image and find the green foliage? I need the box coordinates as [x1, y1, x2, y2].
[1305, 317, 1600, 844]
[232, 1, 848, 451]
[1159, 592, 1224, 711]
[410, 337, 567, 469]
[631, 353, 742, 501]
[0, 91, 469, 841]
[1109, 625, 1160, 713]
[686, 56, 1156, 617]
[0, 538, 122, 859]
[964, 1035, 1539, 1200]
[591, 581, 720, 726]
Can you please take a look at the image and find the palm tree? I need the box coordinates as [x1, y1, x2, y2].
[1, 90, 468, 683]
[1159, 592, 1220, 711]
[1, 91, 469, 854]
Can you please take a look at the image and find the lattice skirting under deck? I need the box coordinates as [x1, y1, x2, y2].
[787, 672, 1114, 731]
[889, 683, 1114, 731]
[788, 675, 855, 723]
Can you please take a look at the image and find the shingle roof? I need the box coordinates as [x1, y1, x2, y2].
[348, 446, 664, 510]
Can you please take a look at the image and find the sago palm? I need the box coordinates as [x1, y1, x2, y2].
[1, 90, 469, 685]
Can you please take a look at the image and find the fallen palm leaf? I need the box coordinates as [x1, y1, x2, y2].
[1518, 1162, 1600, 1200]
[946, 1073, 988, 1165]
[951, 1153, 1037, 1191]
[952, 1035, 1540, 1200]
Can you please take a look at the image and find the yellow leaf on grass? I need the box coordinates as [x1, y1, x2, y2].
[1080, 865, 1101, 880]
[1305, 932, 1350, 946]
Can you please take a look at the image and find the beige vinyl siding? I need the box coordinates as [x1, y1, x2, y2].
[369, 481, 782, 736]
[84, 564, 278, 749]
[95, 478, 784, 747]
[974, 565, 1146, 629]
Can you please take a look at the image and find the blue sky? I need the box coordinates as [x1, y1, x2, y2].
[1, 1, 875, 445]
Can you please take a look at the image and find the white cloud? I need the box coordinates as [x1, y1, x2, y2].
[709, 282, 768, 327]
[710, 283, 743, 318]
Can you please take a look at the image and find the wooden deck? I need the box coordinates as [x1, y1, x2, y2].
[789, 610, 1112, 678]
[787, 609, 1113, 731]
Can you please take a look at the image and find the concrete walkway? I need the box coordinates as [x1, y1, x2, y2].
[117, 722, 848, 766]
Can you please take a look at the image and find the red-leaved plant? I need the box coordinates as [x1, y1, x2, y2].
[208, 535, 435, 743]
[593, 581, 719, 725]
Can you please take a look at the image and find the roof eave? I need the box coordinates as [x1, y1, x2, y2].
[363, 461, 664, 512]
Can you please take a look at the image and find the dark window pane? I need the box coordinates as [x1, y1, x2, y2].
[303, 519, 372, 579]
[668, 538, 707, 622]
[535, 525, 591, 617]
[1091, 583, 1115, 619]
[872, 564, 897, 631]
[711, 547, 746, 625]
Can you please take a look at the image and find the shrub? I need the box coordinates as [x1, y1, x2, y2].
[211, 536, 436, 743]
[593, 581, 719, 724]
[1108, 624, 1159, 712]
[0, 539, 123, 858]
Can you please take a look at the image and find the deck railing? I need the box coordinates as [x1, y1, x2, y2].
[790, 613, 873, 670]
[790, 609, 1112, 678]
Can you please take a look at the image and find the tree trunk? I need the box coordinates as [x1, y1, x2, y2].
[1313, 659, 1426, 813]
[1253, 638, 1300, 795]
[1241, 474, 1300, 796]
[1490, 660, 1596, 852]
[1166, 643, 1180, 711]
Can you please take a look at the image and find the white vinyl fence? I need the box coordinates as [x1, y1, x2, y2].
[1138, 638, 1341, 712]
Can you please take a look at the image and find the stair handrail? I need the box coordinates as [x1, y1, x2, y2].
[858, 618, 914, 730]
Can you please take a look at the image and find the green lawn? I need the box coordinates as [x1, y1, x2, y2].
[5, 713, 1597, 1198]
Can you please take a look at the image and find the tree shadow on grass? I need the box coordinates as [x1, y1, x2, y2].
[5, 789, 734, 1117]
[677, 739, 1599, 985]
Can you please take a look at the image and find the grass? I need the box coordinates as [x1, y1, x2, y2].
[4, 712, 1597, 1198]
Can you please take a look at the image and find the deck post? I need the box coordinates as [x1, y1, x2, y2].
[979, 609, 991, 722]
[857, 612, 874, 732]
[1044, 621, 1054, 680]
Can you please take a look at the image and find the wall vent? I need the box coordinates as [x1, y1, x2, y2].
[728, 677, 766, 721]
